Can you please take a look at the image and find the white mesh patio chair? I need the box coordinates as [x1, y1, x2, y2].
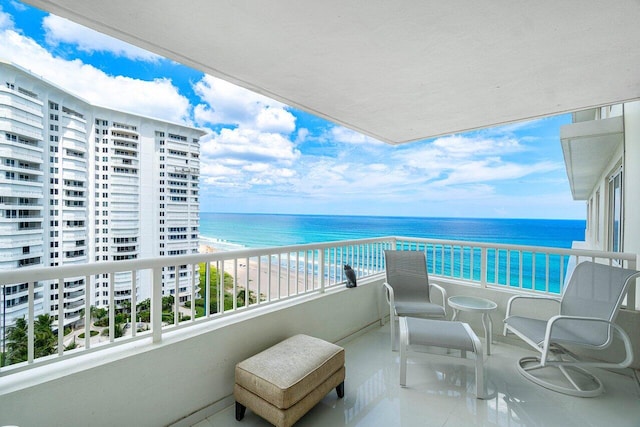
[503, 261, 640, 397]
[383, 250, 447, 350]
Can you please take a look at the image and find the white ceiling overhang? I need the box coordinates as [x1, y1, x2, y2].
[560, 116, 624, 200]
[23, 0, 640, 145]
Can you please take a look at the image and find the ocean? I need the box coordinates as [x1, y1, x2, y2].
[199, 212, 585, 250]
[199, 213, 586, 293]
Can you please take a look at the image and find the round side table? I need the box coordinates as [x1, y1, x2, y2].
[448, 295, 498, 355]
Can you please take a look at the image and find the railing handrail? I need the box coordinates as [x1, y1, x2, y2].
[392, 235, 638, 262]
[1, 235, 636, 284]
[0, 236, 394, 283]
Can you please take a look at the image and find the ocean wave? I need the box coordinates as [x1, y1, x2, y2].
[199, 235, 246, 252]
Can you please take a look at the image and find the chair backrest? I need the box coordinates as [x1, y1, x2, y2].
[560, 261, 640, 347]
[384, 250, 430, 302]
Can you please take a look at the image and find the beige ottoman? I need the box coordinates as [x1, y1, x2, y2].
[234, 334, 345, 427]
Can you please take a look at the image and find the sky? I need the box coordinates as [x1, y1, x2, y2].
[0, 1, 584, 219]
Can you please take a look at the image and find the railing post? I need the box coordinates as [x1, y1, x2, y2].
[151, 267, 163, 343]
[57, 278, 64, 355]
[131, 271, 137, 338]
[319, 249, 325, 293]
[205, 261, 211, 316]
[84, 275, 91, 348]
[109, 274, 115, 342]
[480, 247, 487, 288]
[28, 281, 35, 363]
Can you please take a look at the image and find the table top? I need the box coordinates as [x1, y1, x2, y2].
[448, 295, 497, 312]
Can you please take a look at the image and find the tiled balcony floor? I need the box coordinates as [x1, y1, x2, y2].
[196, 323, 640, 427]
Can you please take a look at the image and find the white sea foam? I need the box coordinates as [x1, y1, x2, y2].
[199, 235, 246, 252]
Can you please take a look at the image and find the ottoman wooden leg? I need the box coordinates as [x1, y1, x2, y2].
[336, 381, 345, 398]
[235, 401, 246, 421]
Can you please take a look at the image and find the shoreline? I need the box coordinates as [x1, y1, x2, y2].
[198, 242, 314, 301]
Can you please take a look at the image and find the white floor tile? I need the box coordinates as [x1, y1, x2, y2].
[201, 323, 640, 427]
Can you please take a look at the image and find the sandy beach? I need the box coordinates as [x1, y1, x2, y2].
[199, 243, 315, 303]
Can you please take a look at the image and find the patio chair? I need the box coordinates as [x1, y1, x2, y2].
[383, 250, 447, 350]
[503, 261, 640, 397]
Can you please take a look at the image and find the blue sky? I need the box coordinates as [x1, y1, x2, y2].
[0, 1, 584, 219]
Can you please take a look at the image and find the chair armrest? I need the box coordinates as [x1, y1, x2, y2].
[541, 315, 633, 368]
[429, 282, 448, 317]
[505, 294, 560, 318]
[382, 282, 395, 307]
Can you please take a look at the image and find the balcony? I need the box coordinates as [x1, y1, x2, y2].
[199, 323, 640, 427]
[0, 237, 639, 426]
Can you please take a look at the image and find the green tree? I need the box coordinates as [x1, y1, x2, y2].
[118, 299, 132, 317]
[93, 308, 109, 327]
[6, 315, 57, 365]
[193, 263, 262, 317]
[100, 323, 124, 338]
[34, 314, 57, 359]
[162, 295, 174, 312]
[136, 299, 150, 322]
[5, 317, 28, 365]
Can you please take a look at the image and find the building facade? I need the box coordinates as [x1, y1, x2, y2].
[0, 60, 204, 343]
[561, 101, 640, 261]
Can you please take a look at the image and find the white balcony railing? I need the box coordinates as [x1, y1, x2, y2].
[0, 236, 636, 376]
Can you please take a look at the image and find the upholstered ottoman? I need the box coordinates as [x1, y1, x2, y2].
[234, 334, 345, 427]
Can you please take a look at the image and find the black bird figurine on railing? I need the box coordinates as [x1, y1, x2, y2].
[344, 264, 357, 288]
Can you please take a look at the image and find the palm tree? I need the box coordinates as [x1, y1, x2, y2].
[6, 317, 28, 365]
[93, 307, 109, 327]
[6, 315, 59, 365]
[33, 314, 57, 359]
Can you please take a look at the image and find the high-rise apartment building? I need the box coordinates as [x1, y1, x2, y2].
[0, 60, 204, 343]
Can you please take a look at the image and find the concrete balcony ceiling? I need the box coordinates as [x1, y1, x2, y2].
[23, 0, 640, 144]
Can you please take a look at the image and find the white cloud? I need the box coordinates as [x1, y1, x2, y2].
[199, 127, 300, 191]
[255, 107, 296, 133]
[9, 2, 27, 12]
[1, 28, 191, 124]
[386, 134, 561, 187]
[201, 128, 299, 164]
[329, 126, 383, 145]
[227, 129, 563, 213]
[193, 75, 290, 129]
[434, 159, 560, 186]
[295, 128, 309, 144]
[0, 6, 14, 29]
[431, 135, 523, 157]
[43, 15, 160, 61]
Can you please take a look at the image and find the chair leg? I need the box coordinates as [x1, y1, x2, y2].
[399, 317, 408, 386]
[475, 346, 487, 399]
[518, 356, 605, 397]
[390, 308, 397, 351]
[235, 401, 246, 421]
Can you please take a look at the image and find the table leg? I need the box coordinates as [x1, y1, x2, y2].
[451, 309, 459, 322]
[481, 312, 493, 355]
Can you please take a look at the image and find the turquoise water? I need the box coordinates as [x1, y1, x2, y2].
[199, 213, 586, 293]
[199, 213, 585, 249]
